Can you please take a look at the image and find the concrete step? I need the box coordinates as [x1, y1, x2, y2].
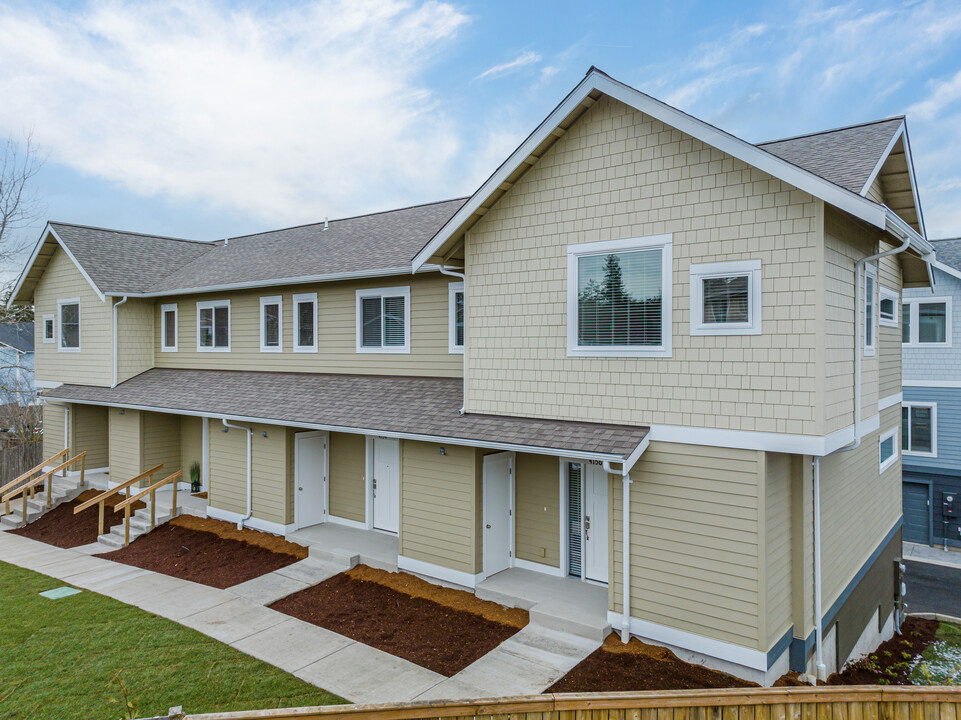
[307, 545, 361, 569]
[96, 504, 180, 548]
[528, 603, 611, 643]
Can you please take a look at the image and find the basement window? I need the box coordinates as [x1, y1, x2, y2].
[197, 300, 230, 352]
[58, 299, 80, 352]
[293, 293, 317, 352]
[356, 286, 410, 353]
[161, 304, 178, 352]
[42, 314, 54, 344]
[260, 296, 282, 353]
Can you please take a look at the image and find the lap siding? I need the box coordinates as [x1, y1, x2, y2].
[71, 404, 108, 469]
[42, 403, 65, 459]
[108, 407, 142, 484]
[208, 419, 288, 525]
[327, 432, 365, 523]
[515, 453, 560, 568]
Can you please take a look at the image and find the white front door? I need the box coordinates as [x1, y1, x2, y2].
[583, 461, 609, 584]
[295, 431, 327, 528]
[483, 452, 513, 577]
[372, 437, 400, 533]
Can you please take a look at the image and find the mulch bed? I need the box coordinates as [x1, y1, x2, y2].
[826, 617, 941, 685]
[95, 515, 307, 589]
[9, 489, 146, 548]
[546, 633, 757, 692]
[269, 565, 529, 676]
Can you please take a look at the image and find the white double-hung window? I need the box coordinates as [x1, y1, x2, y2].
[689, 259, 762, 335]
[902, 297, 951, 347]
[902, 402, 937, 457]
[356, 286, 410, 353]
[58, 299, 80, 352]
[293, 293, 317, 352]
[260, 296, 283, 352]
[161, 304, 178, 352]
[42, 314, 55, 343]
[567, 235, 673, 357]
[449, 282, 464, 354]
[197, 300, 230, 352]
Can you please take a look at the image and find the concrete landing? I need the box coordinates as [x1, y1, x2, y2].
[288, 523, 398, 572]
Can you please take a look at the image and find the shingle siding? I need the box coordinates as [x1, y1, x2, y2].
[903, 266, 961, 381]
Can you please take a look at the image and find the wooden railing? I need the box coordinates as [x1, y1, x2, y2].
[73, 464, 163, 537]
[0, 447, 71, 514]
[115, 470, 182, 546]
[0, 451, 86, 520]
[178, 687, 961, 720]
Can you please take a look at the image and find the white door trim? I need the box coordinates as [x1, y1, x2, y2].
[482, 451, 514, 577]
[294, 430, 328, 529]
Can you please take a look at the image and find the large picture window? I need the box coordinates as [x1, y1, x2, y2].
[356, 286, 410, 353]
[902, 297, 951, 347]
[567, 235, 673, 357]
[902, 402, 937, 457]
[58, 299, 80, 351]
[197, 300, 230, 352]
[689, 259, 762, 335]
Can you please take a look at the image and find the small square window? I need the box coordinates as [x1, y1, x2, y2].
[689, 259, 762, 336]
[449, 282, 464, 354]
[197, 300, 230, 351]
[161, 304, 178, 352]
[879, 287, 898, 327]
[260, 296, 283, 352]
[293, 293, 317, 352]
[879, 427, 899, 473]
[42, 314, 55, 344]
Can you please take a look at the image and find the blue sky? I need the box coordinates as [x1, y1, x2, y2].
[1, 0, 960, 275]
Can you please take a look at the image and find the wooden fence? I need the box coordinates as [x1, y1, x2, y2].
[0, 442, 43, 485]
[178, 687, 961, 720]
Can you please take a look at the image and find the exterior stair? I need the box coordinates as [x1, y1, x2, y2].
[97, 504, 181, 549]
[0, 475, 85, 529]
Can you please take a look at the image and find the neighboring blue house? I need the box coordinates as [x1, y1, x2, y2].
[0, 322, 35, 406]
[902, 238, 961, 549]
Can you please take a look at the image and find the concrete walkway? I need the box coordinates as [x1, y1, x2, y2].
[904, 541, 961, 569]
[0, 530, 599, 703]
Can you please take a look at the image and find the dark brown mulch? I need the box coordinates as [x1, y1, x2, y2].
[95, 519, 303, 588]
[546, 634, 758, 692]
[9, 489, 146, 548]
[825, 617, 940, 685]
[269, 569, 524, 676]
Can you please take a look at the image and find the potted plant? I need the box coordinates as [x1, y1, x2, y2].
[190, 461, 201, 493]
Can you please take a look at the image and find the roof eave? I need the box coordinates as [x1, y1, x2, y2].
[7, 224, 107, 308]
[885, 206, 934, 258]
[413, 68, 891, 271]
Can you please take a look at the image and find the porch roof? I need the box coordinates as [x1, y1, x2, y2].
[45, 368, 649, 463]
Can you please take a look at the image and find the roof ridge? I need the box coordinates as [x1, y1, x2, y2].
[48, 221, 211, 246]
[757, 116, 905, 147]
[223, 196, 470, 243]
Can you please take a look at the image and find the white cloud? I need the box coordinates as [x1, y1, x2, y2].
[907, 68, 961, 120]
[0, 0, 470, 224]
[475, 51, 541, 80]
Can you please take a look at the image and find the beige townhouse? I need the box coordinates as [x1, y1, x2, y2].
[10, 68, 934, 684]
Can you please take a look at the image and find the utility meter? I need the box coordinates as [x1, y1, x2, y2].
[944, 492, 959, 518]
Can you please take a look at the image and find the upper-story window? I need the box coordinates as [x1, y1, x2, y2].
[161, 304, 178, 352]
[878, 427, 899, 473]
[260, 296, 283, 353]
[567, 235, 673, 357]
[689, 259, 762, 336]
[42, 314, 55, 344]
[294, 293, 317, 352]
[357, 286, 410, 353]
[58, 299, 80, 352]
[864, 264, 876, 356]
[197, 300, 230, 352]
[902, 402, 937, 457]
[902, 297, 951, 347]
[449, 282, 464, 354]
[879, 287, 898, 327]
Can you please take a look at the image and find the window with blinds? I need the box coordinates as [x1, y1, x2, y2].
[702, 275, 749, 323]
[567, 463, 583, 579]
[689, 259, 762, 336]
[357, 287, 410, 353]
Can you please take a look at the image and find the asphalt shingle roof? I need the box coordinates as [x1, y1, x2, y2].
[757, 117, 903, 196]
[0, 322, 33, 353]
[47, 368, 649, 459]
[932, 238, 961, 270]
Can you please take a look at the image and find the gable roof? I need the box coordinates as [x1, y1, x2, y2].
[413, 67, 933, 270]
[929, 238, 961, 282]
[0, 322, 33, 353]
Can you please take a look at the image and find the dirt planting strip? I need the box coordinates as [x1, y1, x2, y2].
[270, 565, 528, 676]
[95, 517, 305, 588]
[9, 489, 146, 548]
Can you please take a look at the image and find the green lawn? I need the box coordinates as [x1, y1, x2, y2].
[0, 561, 345, 719]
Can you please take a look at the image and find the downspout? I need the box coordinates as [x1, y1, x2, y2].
[222, 418, 252, 529]
[112, 296, 128, 388]
[812, 456, 826, 680]
[438, 264, 467, 415]
[604, 459, 634, 643]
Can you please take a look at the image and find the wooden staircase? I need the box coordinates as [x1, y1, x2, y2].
[0, 449, 87, 529]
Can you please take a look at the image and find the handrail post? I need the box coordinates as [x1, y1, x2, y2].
[46, 471, 52, 509]
[21, 488, 27, 524]
[124, 505, 130, 547]
[98, 501, 105, 536]
[80, 454, 86, 487]
[150, 488, 156, 530]
[172, 476, 178, 517]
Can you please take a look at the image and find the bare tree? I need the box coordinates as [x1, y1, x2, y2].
[0, 133, 45, 266]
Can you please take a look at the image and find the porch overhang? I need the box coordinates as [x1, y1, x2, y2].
[44, 368, 650, 465]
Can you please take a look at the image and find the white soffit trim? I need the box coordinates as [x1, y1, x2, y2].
[8, 224, 107, 307]
[413, 69, 890, 271]
[398, 555, 484, 589]
[859, 122, 905, 197]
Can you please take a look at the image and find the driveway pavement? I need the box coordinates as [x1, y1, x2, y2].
[905, 559, 961, 618]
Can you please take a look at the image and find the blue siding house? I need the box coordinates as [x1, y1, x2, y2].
[0, 322, 35, 407]
[903, 238, 961, 549]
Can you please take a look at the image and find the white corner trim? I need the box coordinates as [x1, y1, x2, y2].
[903, 379, 961, 388]
[205, 505, 293, 536]
[512, 557, 566, 577]
[608, 611, 770, 671]
[397, 555, 484, 589]
[878, 393, 902, 411]
[326, 515, 368, 531]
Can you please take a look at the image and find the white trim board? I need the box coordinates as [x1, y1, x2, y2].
[206, 505, 294, 536]
[397, 555, 484, 589]
[904, 380, 961, 388]
[325, 515, 368, 531]
[512, 557, 566, 577]
[879, 393, 902, 411]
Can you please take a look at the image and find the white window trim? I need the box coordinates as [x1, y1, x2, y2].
[259, 295, 283, 353]
[902, 401, 937, 458]
[902, 296, 952, 347]
[864, 263, 877, 357]
[879, 286, 899, 327]
[196, 299, 231, 352]
[566, 234, 673, 358]
[689, 259, 762, 336]
[878, 426, 899, 474]
[42, 313, 55, 344]
[292, 293, 317, 352]
[355, 286, 411, 354]
[57, 298, 81, 353]
[448, 282, 464, 354]
[160, 303, 178, 352]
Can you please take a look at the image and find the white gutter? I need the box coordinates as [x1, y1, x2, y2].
[438, 263, 466, 414]
[222, 418, 252, 529]
[112, 296, 128, 388]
